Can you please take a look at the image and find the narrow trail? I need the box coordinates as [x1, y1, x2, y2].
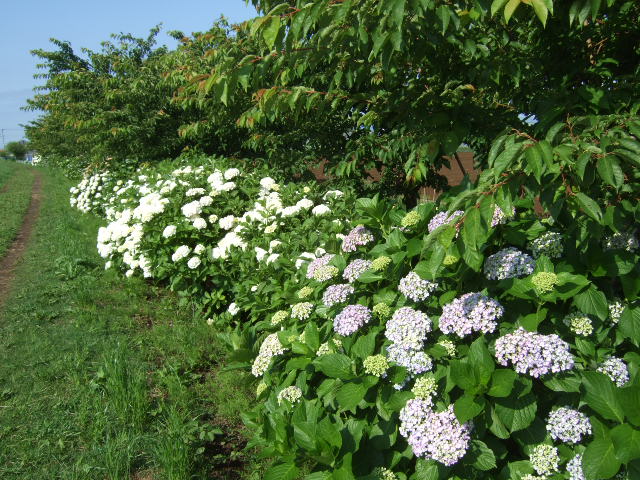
[0, 171, 42, 307]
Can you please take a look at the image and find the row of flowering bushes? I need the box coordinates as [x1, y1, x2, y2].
[69, 155, 359, 318]
[69, 114, 640, 480]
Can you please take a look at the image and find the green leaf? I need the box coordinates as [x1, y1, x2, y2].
[573, 285, 609, 320]
[415, 459, 448, 480]
[351, 332, 377, 360]
[454, 394, 486, 423]
[581, 371, 625, 423]
[264, 462, 299, 480]
[491, 0, 510, 16]
[336, 382, 366, 411]
[503, 0, 521, 22]
[462, 207, 481, 250]
[529, 0, 549, 26]
[574, 286, 608, 320]
[610, 424, 640, 464]
[469, 337, 495, 386]
[583, 437, 621, 480]
[619, 307, 640, 347]
[488, 369, 518, 397]
[524, 143, 543, 182]
[468, 440, 497, 471]
[494, 393, 537, 432]
[314, 354, 355, 379]
[262, 16, 281, 49]
[449, 360, 478, 390]
[293, 420, 318, 451]
[575, 192, 603, 222]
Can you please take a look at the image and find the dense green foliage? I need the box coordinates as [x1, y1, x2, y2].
[26, 1, 639, 194]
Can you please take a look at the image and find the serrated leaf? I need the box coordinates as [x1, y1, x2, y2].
[574, 286, 608, 320]
[314, 354, 355, 379]
[575, 193, 603, 222]
[264, 462, 299, 480]
[583, 437, 621, 480]
[494, 393, 537, 432]
[581, 371, 625, 423]
[336, 382, 366, 411]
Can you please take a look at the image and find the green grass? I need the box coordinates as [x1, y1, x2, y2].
[0, 162, 34, 257]
[0, 159, 19, 188]
[0, 167, 266, 479]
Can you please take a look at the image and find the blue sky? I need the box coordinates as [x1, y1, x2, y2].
[0, 0, 258, 146]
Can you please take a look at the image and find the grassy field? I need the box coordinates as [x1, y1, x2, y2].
[0, 161, 34, 257]
[0, 167, 264, 479]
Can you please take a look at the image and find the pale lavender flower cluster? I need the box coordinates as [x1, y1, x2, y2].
[342, 225, 374, 252]
[597, 357, 630, 387]
[387, 345, 433, 374]
[491, 205, 514, 227]
[385, 307, 433, 374]
[546, 408, 592, 444]
[604, 231, 639, 252]
[484, 247, 535, 280]
[439, 292, 504, 337]
[428, 210, 464, 233]
[399, 400, 471, 466]
[343, 259, 372, 283]
[306, 254, 335, 279]
[385, 307, 432, 350]
[322, 283, 355, 307]
[567, 454, 585, 480]
[333, 304, 372, 336]
[398, 272, 438, 302]
[494, 328, 574, 377]
[529, 232, 563, 259]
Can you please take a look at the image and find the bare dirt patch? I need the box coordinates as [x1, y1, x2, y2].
[0, 172, 42, 307]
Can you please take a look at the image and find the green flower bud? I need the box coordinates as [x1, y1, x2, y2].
[297, 286, 314, 299]
[363, 355, 389, 377]
[531, 271, 558, 294]
[271, 310, 289, 326]
[371, 256, 392, 271]
[373, 302, 391, 319]
[401, 210, 421, 228]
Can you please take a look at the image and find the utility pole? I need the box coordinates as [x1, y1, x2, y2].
[1, 129, 5, 149]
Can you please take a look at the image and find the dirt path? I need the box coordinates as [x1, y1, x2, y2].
[0, 171, 42, 307]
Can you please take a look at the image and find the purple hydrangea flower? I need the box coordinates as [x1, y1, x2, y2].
[342, 225, 374, 252]
[428, 210, 464, 233]
[322, 283, 355, 307]
[546, 408, 592, 444]
[494, 327, 574, 377]
[385, 307, 432, 350]
[343, 259, 372, 283]
[398, 272, 438, 302]
[597, 357, 630, 387]
[439, 292, 504, 337]
[567, 454, 585, 480]
[399, 401, 471, 466]
[333, 304, 372, 336]
[306, 254, 335, 279]
[491, 205, 514, 227]
[484, 247, 535, 280]
[387, 344, 433, 374]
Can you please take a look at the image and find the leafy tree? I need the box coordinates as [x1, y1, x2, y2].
[4, 141, 29, 160]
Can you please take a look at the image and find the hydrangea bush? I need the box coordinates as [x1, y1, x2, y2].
[69, 155, 357, 316]
[240, 115, 640, 479]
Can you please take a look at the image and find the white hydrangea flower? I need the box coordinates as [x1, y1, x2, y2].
[192, 217, 207, 230]
[219, 215, 236, 230]
[260, 177, 276, 189]
[228, 303, 239, 316]
[172, 245, 191, 262]
[162, 225, 177, 238]
[194, 244, 206, 255]
[224, 168, 240, 180]
[312, 204, 331, 216]
[187, 256, 201, 269]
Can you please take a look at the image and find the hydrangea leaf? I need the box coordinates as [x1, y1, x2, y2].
[581, 371, 625, 423]
[583, 437, 621, 480]
[494, 392, 537, 432]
